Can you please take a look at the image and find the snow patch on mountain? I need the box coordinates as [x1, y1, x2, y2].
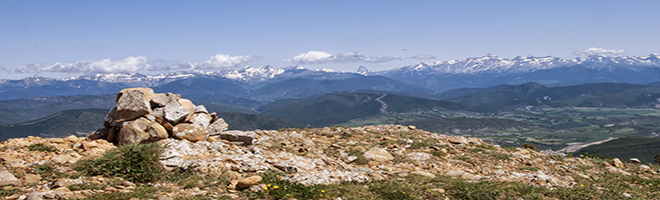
[376, 54, 660, 75]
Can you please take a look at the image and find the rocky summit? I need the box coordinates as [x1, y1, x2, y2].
[1, 89, 660, 199]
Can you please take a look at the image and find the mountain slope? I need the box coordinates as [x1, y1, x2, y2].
[0, 94, 115, 125]
[0, 109, 107, 140]
[576, 137, 660, 164]
[249, 75, 434, 102]
[259, 92, 467, 127]
[445, 82, 660, 112]
[216, 113, 309, 131]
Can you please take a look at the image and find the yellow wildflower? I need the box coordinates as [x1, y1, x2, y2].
[273, 185, 279, 189]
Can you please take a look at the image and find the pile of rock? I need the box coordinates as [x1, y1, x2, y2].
[90, 87, 228, 145]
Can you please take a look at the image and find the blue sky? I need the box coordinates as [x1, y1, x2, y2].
[1, 0, 659, 79]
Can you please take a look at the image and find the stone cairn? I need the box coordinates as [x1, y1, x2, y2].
[89, 87, 229, 145]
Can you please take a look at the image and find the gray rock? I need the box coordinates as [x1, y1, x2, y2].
[53, 178, 84, 188]
[115, 87, 154, 121]
[0, 170, 18, 186]
[302, 139, 315, 148]
[103, 106, 119, 128]
[190, 113, 212, 128]
[209, 118, 229, 136]
[88, 127, 109, 140]
[629, 158, 641, 164]
[194, 105, 208, 114]
[151, 93, 180, 107]
[220, 130, 256, 145]
[407, 152, 431, 162]
[163, 101, 190, 124]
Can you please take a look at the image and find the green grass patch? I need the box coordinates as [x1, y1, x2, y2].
[74, 143, 164, 183]
[68, 182, 106, 191]
[0, 188, 21, 197]
[27, 143, 56, 152]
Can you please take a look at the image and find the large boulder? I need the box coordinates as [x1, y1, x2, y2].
[163, 101, 190, 124]
[117, 117, 152, 145]
[190, 113, 213, 128]
[209, 118, 229, 136]
[115, 87, 155, 122]
[172, 123, 209, 142]
[151, 92, 180, 107]
[219, 130, 255, 145]
[146, 122, 169, 141]
[178, 99, 196, 122]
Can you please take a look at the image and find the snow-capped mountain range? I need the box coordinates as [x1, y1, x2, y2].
[2, 54, 660, 101]
[4, 54, 659, 86]
[370, 54, 660, 75]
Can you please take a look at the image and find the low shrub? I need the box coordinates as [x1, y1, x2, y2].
[27, 143, 56, 152]
[74, 143, 164, 183]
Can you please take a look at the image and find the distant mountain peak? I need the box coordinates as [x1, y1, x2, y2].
[375, 54, 660, 76]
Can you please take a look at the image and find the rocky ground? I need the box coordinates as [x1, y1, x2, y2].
[2, 124, 660, 199]
[2, 87, 660, 199]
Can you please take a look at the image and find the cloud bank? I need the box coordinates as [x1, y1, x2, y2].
[409, 54, 437, 60]
[15, 54, 259, 74]
[284, 51, 401, 64]
[574, 47, 627, 57]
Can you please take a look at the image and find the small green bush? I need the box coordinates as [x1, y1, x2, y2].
[74, 143, 164, 183]
[0, 188, 21, 197]
[27, 143, 56, 152]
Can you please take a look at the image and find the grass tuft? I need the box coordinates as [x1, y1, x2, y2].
[74, 143, 164, 183]
[27, 143, 56, 152]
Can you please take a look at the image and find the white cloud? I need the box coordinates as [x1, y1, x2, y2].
[15, 54, 260, 74]
[573, 47, 627, 57]
[408, 54, 437, 60]
[192, 54, 261, 70]
[16, 56, 149, 74]
[284, 51, 401, 64]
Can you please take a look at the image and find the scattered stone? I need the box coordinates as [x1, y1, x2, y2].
[629, 158, 641, 164]
[22, 174, 42, 183]
[220, 130, 256, 145]
[237, 176, 262, 189]
[227, 180, 239, 190]
[623, 192, 632, 198]
[411, 171, 436, 178]
[0, 170, 18, 186]
[53, 178, 84, 188]
[430, 188, 445, 194]
[407, 152, 431, 162]
[639, 165, 652, 171]
[612, 158, 624, 168]
[364, 148, 394, 162]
